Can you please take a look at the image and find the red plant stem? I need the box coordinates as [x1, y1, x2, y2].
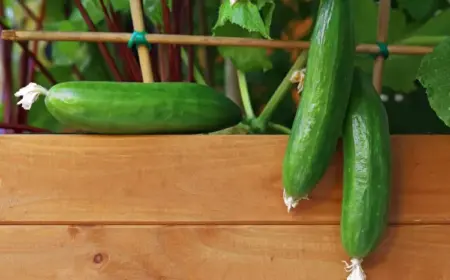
[171, 1, 182, 81]
[155, 24, 168, 81]
[72, 65, 84, 80]
[161, 0, 175, 81]
[74, 0, 124, 82]
[99, 0, 134, 82]
[28, 0, 46, 83]
[0, 19, 57, 85]
[0, 0, 13, 133]
[186, 0, 194, 82]
[18, 0, 77, 83]
[0, 122, 52, 133]
[110, 10, 143, 82]
[15, 0, 46, 127]
[18, 43, 30, 125]
[19, 41, 30, 87]
[1, 38, 14, 129]
[149, 41, 161, 83]
[17, 0, 39, 22]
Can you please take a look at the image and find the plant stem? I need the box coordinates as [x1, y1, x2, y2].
[185, 0, 194, 82]
[400, 36, 447, 46]
[171, 1, 182, 81]
[1, 38, 13, 131]
[237, 70, 255, 119]
[254, 50, 308, 129]
[268, 122, 291, 134]
[0, 122, 51, 133]
[74, 0, 124, 82]
[161, 0, 174, 81]
[181, 48, 206, 85]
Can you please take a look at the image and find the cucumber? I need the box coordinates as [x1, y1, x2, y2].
[341, 68, 392, 279]
[14, 81, 242, 134]
[282, 0, 355, 210]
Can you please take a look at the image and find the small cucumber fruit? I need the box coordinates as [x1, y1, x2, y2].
[282, 0, 355, 210]
[15, 81, 242, 134]
[341, 68, 392, 279]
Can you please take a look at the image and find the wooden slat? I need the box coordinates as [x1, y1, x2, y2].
[0, 224, 449, 279]
[0, 135, 449, 224]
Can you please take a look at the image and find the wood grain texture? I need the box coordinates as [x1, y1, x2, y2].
[0, 224, 449, 280]
[0, 135, 449, 224]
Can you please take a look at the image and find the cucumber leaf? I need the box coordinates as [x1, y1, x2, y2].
[212, 0, 274, 72]
[352, 0, 409, 44]
[356, 7, 450, 93]
[46, 20, 89, 67]
[397, 0, 440, 21]
[44, 0, 66, 23]
[417, 37, 450, 128]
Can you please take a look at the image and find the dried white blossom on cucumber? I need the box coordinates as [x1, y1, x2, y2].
[282, 189, 309, 212]
[14, 82, 49, 110]
[289, 68, 306, 93]
[343, 258, 366, 280]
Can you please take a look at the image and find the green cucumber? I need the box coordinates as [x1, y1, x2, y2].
[15, 81, 242, 134]
[282, 0, 355, 210]
[341, 68, 392, 279]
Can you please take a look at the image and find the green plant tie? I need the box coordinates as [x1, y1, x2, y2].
[374, 41, 389, 59]
[127, 31, 152, 49]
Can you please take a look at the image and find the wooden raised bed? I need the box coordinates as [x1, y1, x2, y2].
[1, 0, 449, 279]
[0, 134, 449, 279]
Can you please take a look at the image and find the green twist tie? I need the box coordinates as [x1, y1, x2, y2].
[127, 31, 152, 49]
[373, 41, 389, 59]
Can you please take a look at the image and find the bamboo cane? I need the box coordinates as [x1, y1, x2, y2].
[1, 30, 435, 55]
[372, 0, 391, 93]
[129, 0, 154, 83]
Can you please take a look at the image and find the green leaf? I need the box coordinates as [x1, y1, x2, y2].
[214, 1, 271, 39]
[109, 0, 131, 11]
[397, 0, 440, 21]
[417, 37, 450, 128]
[143, 0, 172, 25]
[352, 0, 409, 44]
[212, 0, 275, 72]
[49, 20, 90, 66]
[44, 0, 67, 22]
[356, 8, 450, 92]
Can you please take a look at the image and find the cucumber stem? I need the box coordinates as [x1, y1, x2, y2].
[253, 50, 308, 130]
[237, 70, 255, 119]
[14, 83, 49, 110]
[181, 47, 207, 86]
[343, 258, 366, 280]
[268, 122, 291, 134]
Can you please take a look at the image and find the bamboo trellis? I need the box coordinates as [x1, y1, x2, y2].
[0, 0, 436, 100]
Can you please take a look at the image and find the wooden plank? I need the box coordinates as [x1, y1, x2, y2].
[0, 135, 449, 224]
[0, 224, 449, 279]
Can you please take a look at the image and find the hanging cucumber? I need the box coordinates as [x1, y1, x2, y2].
[341, 68, 392, 280]
[282, 0, 355, 211]
[14, 81, 242, 134]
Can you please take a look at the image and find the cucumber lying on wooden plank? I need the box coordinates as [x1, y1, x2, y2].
[341, 68, 392, 280]
[282, 0, 355, 211]
[15, 81, 242, 134]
